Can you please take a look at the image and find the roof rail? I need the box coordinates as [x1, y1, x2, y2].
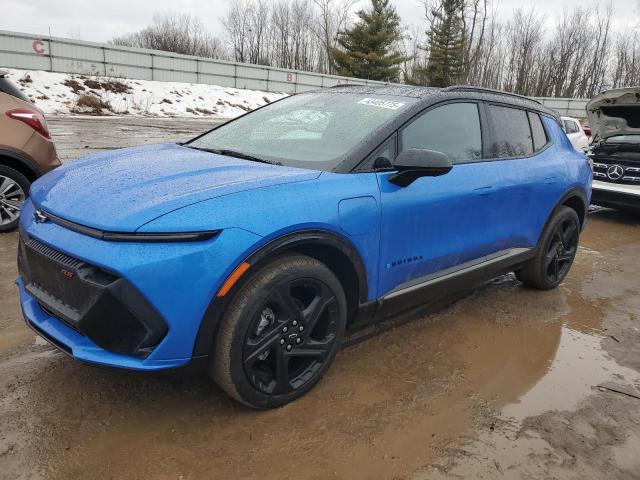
[444, 85, 542, 105]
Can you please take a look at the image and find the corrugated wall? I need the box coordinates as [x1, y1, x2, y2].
[0, 29, 590, 117]
[0, 29, 389, 94]
[534, 97, 589, 119]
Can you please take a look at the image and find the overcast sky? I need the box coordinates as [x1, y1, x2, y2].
[0, 0, 637, 43]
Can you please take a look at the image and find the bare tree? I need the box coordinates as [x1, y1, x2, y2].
[110, 2, 628, 98]
[222, 0, 253, 62]
[612, 32, 640, 88]
[112, 12, 224, 58]
[459, 3, 614, 97]
[312, 0, 357, 73]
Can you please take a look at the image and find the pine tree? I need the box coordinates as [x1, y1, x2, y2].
[422, 0, 467, 87]
[330, 0, 407, 82]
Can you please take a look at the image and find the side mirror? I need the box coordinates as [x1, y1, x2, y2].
[389, 149, 453, 187]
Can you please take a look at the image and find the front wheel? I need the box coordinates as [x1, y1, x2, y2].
[516, 206, 580, 290]
[211, 254, 347, 409]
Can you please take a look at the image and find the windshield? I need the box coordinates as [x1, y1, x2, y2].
[188, 92, 417, 170]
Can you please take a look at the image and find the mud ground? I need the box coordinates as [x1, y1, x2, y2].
[1, 116, 640, 479]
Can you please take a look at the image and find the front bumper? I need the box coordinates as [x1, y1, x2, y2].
[17, 199, 263, 371]
[18, 278, 186, 370]
[592, 180, 640, 211]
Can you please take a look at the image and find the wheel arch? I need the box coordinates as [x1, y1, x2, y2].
[537, 188, 588, 247]
[192, 229, 369, 358]
[0, 149, 40, 183]
[562, 193, 587, 227]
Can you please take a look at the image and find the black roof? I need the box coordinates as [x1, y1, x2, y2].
[330, 84, 440, 98]
[328, 84, 558, 119]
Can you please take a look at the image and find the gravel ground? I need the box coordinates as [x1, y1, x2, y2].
[1, 116, 640, 479]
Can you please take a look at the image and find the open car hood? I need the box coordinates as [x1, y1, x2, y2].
[587, 88, 640, 142]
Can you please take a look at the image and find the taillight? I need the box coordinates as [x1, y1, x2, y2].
[5, 108, 51, 139]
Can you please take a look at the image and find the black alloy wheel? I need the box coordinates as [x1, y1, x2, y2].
[543, 216, 579, 284]
[211, 254, 347, 409]
[243, 278, 339, 395]
[516, 206, 581, 290]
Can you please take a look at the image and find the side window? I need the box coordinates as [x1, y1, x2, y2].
[563, 119, 579, 134]
[487, 105, 534, 158]
[400, 103, 482, 163]
[528, 112, 548, 151]
[570, 120, 580, 134]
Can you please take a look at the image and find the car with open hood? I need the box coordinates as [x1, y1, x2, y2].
[588, 88, 640, 212]
[17, 85, 591, 408]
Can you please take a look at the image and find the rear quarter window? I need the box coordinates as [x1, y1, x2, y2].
[529, 112, 548, 151]
[487, 105, 533, 158]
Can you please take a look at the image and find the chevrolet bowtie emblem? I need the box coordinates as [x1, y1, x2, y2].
[34, 210, 48, 223]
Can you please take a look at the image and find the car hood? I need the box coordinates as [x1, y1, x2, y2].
[586, 88, 640, 141]
[30, 143, 321, 232]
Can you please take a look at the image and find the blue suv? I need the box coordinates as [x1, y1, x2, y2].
[17, 85, 591, 408]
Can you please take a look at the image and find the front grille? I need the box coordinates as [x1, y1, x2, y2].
[18, 229, 168, 358]
[25, 237, 84, 269]
[19, 236, 98, 325]
[592, 157, 640, 185]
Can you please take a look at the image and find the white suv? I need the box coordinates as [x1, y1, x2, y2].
[561, 116, 590, 152]
[587, 88, 640, 212]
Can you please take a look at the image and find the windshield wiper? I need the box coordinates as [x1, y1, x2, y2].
[187, 146, 281, 165]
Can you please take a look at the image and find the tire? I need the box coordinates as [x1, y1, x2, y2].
[516, 206, 580, 290]
[0, 165, 30, 233]
[210, 254, 347, 409]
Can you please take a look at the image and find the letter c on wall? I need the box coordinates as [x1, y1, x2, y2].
[32, 40, 45, 55]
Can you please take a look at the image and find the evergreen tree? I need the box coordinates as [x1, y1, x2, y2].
[330, 0, 407, 82]
[422, 0, 467, 87]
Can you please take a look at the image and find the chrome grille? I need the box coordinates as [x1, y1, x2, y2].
[592, 161, 640, 184]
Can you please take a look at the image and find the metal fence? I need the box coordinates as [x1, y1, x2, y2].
[0, 29, 590, 117]
[0, 29, 392, 94]
[534, 97, 589, 120]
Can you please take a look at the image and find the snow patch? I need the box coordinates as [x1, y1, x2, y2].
[4, 69, 288, 118]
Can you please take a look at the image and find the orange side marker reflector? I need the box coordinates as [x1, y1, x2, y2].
[217, 262, 250, 297]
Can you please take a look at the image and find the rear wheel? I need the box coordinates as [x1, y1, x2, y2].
[516, 206, 580, 290]
[0, 166, 29, 233]
[211, 254, 347, 409]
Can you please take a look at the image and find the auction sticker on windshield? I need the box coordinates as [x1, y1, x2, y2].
[358, 98, 405, 110]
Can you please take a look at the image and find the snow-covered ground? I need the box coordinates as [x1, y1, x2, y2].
[3, 69, 288, 118]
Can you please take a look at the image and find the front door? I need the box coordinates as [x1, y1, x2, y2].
[376, 101, 509, 297]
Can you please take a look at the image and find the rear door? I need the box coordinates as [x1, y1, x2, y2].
[484, 105, 567, 247]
